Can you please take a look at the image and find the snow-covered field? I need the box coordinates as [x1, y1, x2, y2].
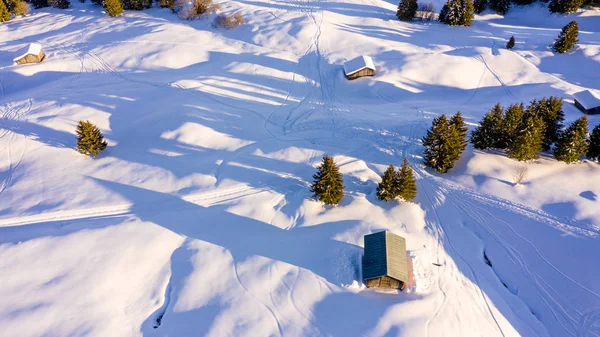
[1, 1, 599, 336]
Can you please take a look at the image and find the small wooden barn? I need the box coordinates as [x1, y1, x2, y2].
[362, 231, 410, 290]
[573, 90, 600, 115]
[13, 43, 45, 65]
[343, 55, 375, 80]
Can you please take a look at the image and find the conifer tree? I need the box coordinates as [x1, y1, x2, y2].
[396, 158, 417, 201]
[450, 111, 468, 151]
[396, 0, 418, 20]
[310, 154, 345, 205]
[104, 0, 123, 16]
[474, 0, 487, 13]
[423, 115, 461, 173]
[377, 164, 398, 201]
[53, 0, 70, 8]
[498, 103, 524, 149]
[506, 36, 515, 49]
[527, 97, 564, 151]
[587, 124, 600, 162]
[553, 115, 589, 163]
[0, 0, 10, 22]
[553, 21, 579, 53]
[76, 121, 108, 157]
[470, 103, 504, 150]
[507, 112, 545, 161]
[449, 111, 469, 163]
[439, 0, 474, 26]
[549, 0, 582, 14]
[439, 0, 450, 22]
[460, 0, 475, 26]
[489, 0, 510, 14]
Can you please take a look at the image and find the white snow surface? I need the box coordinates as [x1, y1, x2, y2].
[12, 43, 43, 63]
[343, 55, 376, 76]
[573, 90, 600, 110]
[0, 3, 600, 337]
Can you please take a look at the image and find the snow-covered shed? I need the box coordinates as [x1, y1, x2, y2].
[573, 90, 600, 115]
[362, 231, 411, 290]
[343, 55, 375, 80]
[13, 43, 45, 65]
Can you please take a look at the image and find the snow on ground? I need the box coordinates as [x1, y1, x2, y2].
[0, 1, 599, 336]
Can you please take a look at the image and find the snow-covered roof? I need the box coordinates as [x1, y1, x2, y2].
[573, 90, 600, 110]
[13, 43, 43, 62]
[343, 55, 375, 76]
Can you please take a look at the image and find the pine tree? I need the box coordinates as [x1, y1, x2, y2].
[76, 121, 108, 157]
[450, 111, 468, 149]
[507, 112, 545, 161]
[527, 97, 564, 151]
[439, 0, 450, 22]
[499, 103, 524, 149]
[450, 111, 469, 160]
[460, 0, 474, 26]
[423, 115, 461, 173]
[377, 164, 397, 201]
[0, 0, 10, 22]
[470, 103, 504, 150]
[104, 0, 123, 16]
[549, 0, 582, 13]
[310, 154, 345, 205]
[396, 158, 417, 201]
[53, 0, 70, 8]
[31, 0, 48, 8]
[554, 21, 579, 53]
[506, 36, 515, 49]
[553, 115, 589, 163]
[474, 0, 487, 13]
[587, 124, 600, 162]
[489, 0, 510, 14]
[396, 0, 417, 20]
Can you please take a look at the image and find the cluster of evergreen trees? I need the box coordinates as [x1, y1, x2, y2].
[422, 112, 468, 173]
[376, 158, 417, 202]
[471, 98, 600, 163]
[310, 155, 418, 205]
[1, 0, 28, 22]
[473, 0, 597, 16]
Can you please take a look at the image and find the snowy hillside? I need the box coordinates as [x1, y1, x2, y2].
[1, 1, 600, 336]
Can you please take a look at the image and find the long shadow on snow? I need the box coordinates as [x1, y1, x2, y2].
[88, 178, 416, 337]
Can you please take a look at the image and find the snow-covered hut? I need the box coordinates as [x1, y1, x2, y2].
[13, 43, 45, 65]
[343, 55, 375, 80]
[573, 90, 600, 115]
[362, 231, 411, 290]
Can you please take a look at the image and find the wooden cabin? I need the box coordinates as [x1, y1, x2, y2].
[573, 90, 600, 115]
[362, 231, 410, 290]
[343, 55, 375, 80]
[13, 43, 45, 65]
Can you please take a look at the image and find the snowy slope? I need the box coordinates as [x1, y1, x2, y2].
[0, 1, 599, 337]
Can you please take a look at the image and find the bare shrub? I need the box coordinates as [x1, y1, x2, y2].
[512, 164, 528, 186]
[12, 0, 30, 15]
[415, 2, 437, 20]
[177, 0, 219, 19]
[212, 12, 244, 29]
